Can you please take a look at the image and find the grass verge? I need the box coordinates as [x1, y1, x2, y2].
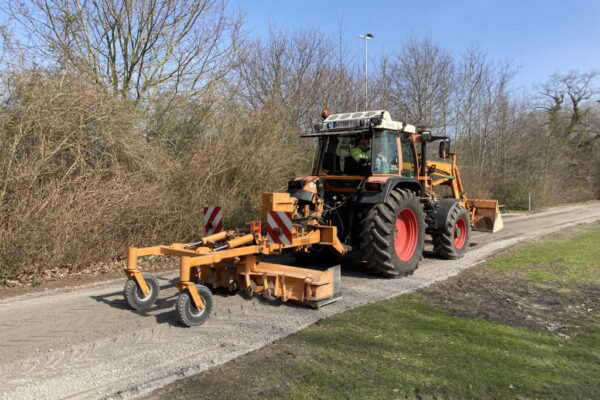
[146, 224, 600, 400]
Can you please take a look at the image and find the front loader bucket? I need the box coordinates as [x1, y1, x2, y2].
[468, 199, 503, 233]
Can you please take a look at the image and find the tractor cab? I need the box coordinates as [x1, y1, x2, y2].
[307, 110, 419, 180]
[294, 110, 424, 213]
[291, 110, 424, 248]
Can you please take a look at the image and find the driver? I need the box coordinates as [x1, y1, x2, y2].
[351, 137, 371, 166]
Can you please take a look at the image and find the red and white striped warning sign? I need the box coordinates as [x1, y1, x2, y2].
[203, 206, 223, 235]
[266, 211, 293, 245]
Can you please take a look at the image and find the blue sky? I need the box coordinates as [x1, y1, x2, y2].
[232, 0, 600, 92]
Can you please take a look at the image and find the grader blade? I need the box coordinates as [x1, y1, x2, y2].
[313, 265, 342, 308]
[468, 199, 503, 233]
[234, 261, 342, 308]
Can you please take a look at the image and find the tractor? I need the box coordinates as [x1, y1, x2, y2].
[288, 109, 502, 277]
[121, 109, 502, 326]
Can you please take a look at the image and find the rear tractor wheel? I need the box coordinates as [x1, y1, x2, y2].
[360, 188, 425, 277]
[433, 205, 471, 259]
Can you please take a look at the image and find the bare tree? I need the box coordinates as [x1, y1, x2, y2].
[454, 48, 517, 176]
[8, 0, 242, 100]
[539, 71, 599, 142]
[535, 71, 600, 198]
[237, 27, 359, 130]
[385, 36, 455, 130]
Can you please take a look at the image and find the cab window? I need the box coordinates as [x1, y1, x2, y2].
[400, 134, 417, 177]
[318, 136, 356, 175]
[371, 130, 399, 174]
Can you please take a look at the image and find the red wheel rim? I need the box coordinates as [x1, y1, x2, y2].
[394, 208, 418, 262]
[454, 218, 467, 249]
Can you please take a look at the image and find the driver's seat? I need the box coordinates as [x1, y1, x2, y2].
[343, 156, 360, 175]
[323, 153, 341, 174]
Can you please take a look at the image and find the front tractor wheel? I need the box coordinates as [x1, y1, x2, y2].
[176, 284, 213, 327]
[360, 188, 425, 277]
[433, 205, 471, 259]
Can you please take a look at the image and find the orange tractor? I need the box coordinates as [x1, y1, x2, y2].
[122, 110, 502, 326]
[290, 109, 502, 277]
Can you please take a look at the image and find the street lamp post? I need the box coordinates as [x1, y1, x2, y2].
[358, 33, 374, 109]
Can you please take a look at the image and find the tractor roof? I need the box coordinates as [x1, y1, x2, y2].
[306, 110, 417, 137]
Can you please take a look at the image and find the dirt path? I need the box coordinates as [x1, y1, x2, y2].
[1, 202, 599, 400]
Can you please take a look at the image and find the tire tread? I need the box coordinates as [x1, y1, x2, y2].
[359, 188, 425, 277]
[123, 273, 160, 310]
[176, 284, 213, 327]
[432, 205, 470, 259]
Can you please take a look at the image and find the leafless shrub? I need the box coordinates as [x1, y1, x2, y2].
[0, 71, 310, 279]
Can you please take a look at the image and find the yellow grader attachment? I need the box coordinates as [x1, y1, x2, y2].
[123, 193, 344, 327]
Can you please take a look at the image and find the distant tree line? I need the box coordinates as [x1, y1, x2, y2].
[0, 0, 598, 279]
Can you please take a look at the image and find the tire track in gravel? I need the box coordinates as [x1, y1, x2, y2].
[0, 202, 599, 400]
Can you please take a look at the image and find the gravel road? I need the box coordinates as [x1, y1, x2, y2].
[1, 202, 599, 400]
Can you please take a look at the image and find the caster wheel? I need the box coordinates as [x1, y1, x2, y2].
[123, 273, 160, 310]
[176, 284, 213, 327]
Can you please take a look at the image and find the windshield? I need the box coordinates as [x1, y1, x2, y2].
[315, 130, 411, 176]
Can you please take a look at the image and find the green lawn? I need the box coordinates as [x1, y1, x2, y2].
[485, 223, 600, 283]
[148, 224, 600, 400]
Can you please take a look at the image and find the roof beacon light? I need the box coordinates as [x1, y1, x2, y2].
[417, 126, 432, 141]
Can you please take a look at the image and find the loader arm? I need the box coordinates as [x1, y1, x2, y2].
[427, 153, 464, 200]
[427, 154, 502, 233]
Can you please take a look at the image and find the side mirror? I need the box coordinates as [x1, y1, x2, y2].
[439, 139, 451, 158]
